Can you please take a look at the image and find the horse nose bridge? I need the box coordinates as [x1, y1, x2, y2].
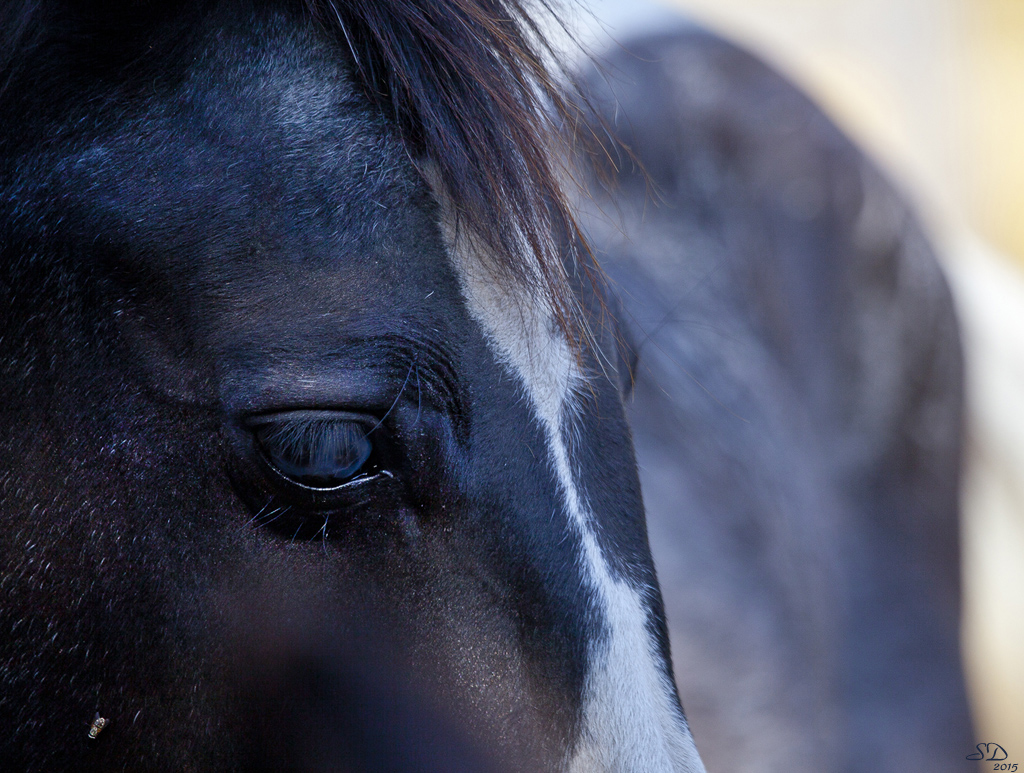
[434, 177, 700, 769]
[565, 491, 705, 772]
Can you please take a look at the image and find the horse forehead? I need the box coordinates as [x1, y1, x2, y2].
[174, 20, 374, 153]
[53, 25, 411, 254]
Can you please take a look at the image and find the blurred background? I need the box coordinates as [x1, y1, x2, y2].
[659, 0, 1024, 755]
[577, 0, 1024, 757]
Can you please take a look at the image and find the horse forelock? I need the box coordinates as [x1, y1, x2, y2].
[303, 0, 593, 349]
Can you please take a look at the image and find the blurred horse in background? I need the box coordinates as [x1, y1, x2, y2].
[576, 25, 974, 772]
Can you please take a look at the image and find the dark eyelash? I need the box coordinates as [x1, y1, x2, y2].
[249, 413, 375, 488]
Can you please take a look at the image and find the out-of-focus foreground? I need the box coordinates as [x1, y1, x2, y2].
[654, 0, 1024, 755]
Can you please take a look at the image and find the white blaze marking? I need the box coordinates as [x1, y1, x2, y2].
[432, 182, 705, 772]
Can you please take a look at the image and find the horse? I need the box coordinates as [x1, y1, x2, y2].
[0, 1, 972, 771]
[574, 25, 975, 772]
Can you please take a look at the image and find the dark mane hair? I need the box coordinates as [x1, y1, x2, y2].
[1, 0, 594, 345]
[306, 0, 591, 343]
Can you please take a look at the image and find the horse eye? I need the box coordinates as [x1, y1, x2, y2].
[248, 412, 374, 489]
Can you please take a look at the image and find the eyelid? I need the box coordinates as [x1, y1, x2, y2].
[220, 358, 421, 419]
[244, 409, 378, 427]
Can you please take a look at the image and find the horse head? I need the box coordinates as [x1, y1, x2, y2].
[0, 1, 702, 770]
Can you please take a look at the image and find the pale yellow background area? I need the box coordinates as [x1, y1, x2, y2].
[661, 0, 1024, 757]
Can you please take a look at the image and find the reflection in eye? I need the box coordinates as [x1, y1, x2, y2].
[251, 414, 373, 488]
